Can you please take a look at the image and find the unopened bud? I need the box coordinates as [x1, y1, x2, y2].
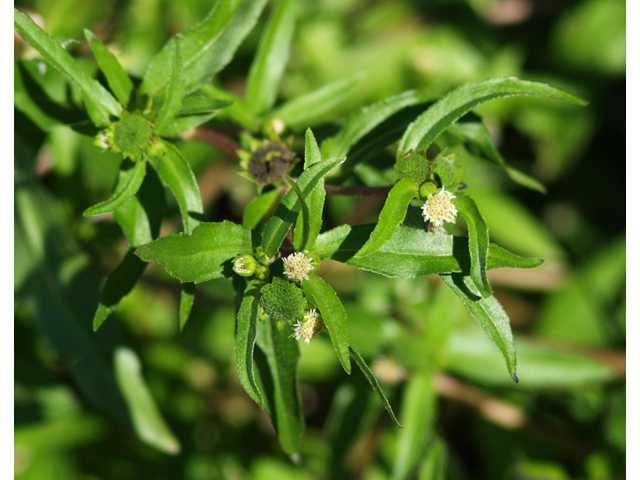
[233, 255, 257, 277]
[419, 181, 438, 199]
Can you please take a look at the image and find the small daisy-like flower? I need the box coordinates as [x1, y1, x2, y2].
[421, 187, 458, 227]
[282, 252, 314, 282]
[293, 309, 325, 343]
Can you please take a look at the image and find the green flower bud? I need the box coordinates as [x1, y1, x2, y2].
[419, 181, 438, 199]
[233, 255, 257, 277]
[255, 264, 271, 280]
[254, 247, 271, 265]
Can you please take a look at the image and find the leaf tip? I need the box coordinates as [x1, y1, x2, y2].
[511, 373, 519, 384]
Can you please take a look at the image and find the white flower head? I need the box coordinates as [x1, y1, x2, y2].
[421, 187, 458, 227]
[282, 252, 314, 282]
[293, 309, 325, 343]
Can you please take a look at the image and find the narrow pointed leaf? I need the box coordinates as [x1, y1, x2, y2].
[393, 371, 437, 480]
[268, 74, 362, 130]
[15, 9, 122, 118]
[176, 96, 233, 116]
[262, 155, 345, 258]
[417, 438, 447, 480]
[236, 279, 264, 404]
[245, 0, 296, 115]
[93, 167, 166, 330]
[349, 345, 401, 427]
[155, 112, 217, 137]
[150, 140, 203, 233]
[354, 179, 419, 258]
[302, 275, 351, 374]
[321, 90, 430, 158]
[179, 283, 196, 331]
[453, 194, 492, 297]
[441, 274, 517, 382]
[201, 84, 259, 130]
[84, 29, 133, 107]
[399, 77, 587, 155]
[287, 178, 311, 252]
[254, 317, 303, 456]
[115, 348, 181, 455]
[136, 221, 253, 283]
[242, 189, 281, 230]
[446, 122, 546, 193]
[312, 223, 542, 278]
[83, 159, 147, 216]
[154, 40, 185, 133]
[294, 129, 325, 251]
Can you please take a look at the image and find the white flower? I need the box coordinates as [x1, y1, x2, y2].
[293, 309, 325, 343]
[282, 252, 314, 282]
[421, 187, 458, 227]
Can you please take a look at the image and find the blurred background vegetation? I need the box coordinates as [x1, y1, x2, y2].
[14, 0, 625, 479]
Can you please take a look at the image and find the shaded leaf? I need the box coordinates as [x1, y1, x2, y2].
[154, 40, 185, 133]
[354, 179, 419, 258]
[453, 194, 492, 297]
[243, 189, 281, 230]
[136, 221, 253, 283]
[179, 283, 196, 332]
[399, 77, 587, 155]
[417, 438, 448, 480]
[441, 274, 517, 382]
[236, 279, 264, 404]
[114, 348, 181, 455]
[84, 29, 133, 107]
[83, 159, 147, 217]
[245, 0, 297, 115]
[302, 275, 351, 374]
[155, 112, 217, 137]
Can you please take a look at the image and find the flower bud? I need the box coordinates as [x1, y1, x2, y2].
[419, 181, 438, 199]
[255, 264, 271, 280]
[233, 255, 257, 277]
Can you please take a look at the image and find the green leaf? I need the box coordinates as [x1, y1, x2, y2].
[302, 275, 351, 374]
[441, 274, 517, 382]
[155, 112, 217, 137]
[261, 277, 305, 321]
[453, 194, 492, 297]
[93, 167, 166, 330]
[243, 189, 281, 230]
[236, 279, 264, 404]
[445, 328, 614, 388]
[201, 83, 259, 131]
[322, 90, 430, 158]
[84, 29, 133, 108]
[149, 140, 204, 232]
[445, 122, 546, 193]
[262, 155, 346, 258]
[83, 159, 147, 217]
[176, 96, 233, 116]
[141, 0, 267, 96]
[417, 438, 447, 480]
[245, 0, 297, 115]
[255, 316, 304, 457]
[354, 179, 419, 258]
[136, 221, 253, 283]
[313, 223, 542, 278]
[15, 9, 122, 119]
[286, 178, 311, 252]
[393, 371, 437, 480]
[268, 74, 362, 130]
[349, 345, 401, 427]
[398, 77, 587, 155]
[114, 348, 181, 455]
[179, 283, 196, 331]
[154, 40, 185, 133]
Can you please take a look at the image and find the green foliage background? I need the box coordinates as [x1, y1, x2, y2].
[15, 0, 625, 479]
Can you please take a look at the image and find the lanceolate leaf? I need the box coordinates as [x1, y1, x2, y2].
[83, 159, 147, 217]
[398, 77, 587, 156]
[176, 96, 233, 116]
[94, 167, 166, 331]
[201, 84, 259, 131]
[312, 224, 542, 278]
[349, 346, 402, 428]
[254, 316, 304, 457]
[354, 179, 419, 258]
[417, 438, 447, 480]
[302, 275, 351, 374]
[441, 274, 517, 382]
[15, 9, 122, 119]
[453, 194, 492, 298]
[393, 371, 437, 480]
[154, 40, 185, 133]
[243, 189, 281, 230]
[84, 29, 133, 108]
[236, 279, 264, 404]
[136, 221, 253, 283]
[321, 90, 430, 158]
[268, 74, 362, 130]
[150, 140, 203, 233]
[155, 112, 217, 137]
[114, 348, 181, 455]
[262, 155, 346, 258]
[179, 283, 196, 332]
[445, 122, 546, 193]
[245, 0, 297, 115]
[286, 178, 311, 252]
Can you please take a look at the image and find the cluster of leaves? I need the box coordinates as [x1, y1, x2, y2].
[15, 0, 618, 474]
